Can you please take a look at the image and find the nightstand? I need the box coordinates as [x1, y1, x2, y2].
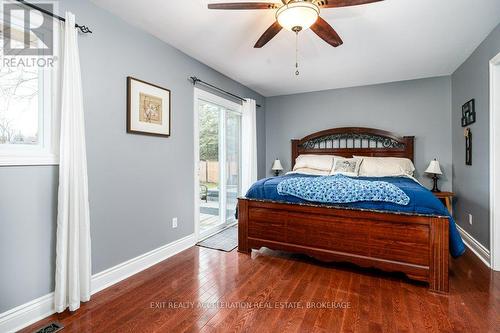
[433, 192, 454, 216]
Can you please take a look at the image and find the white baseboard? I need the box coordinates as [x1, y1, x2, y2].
[0, 293, 55, 333]
[0, 233, 196, 333]
[92, 233, 196, 294]
[457, 225, 491, 267]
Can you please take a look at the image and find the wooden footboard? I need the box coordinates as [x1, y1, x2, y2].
[238, 198, 449, 293]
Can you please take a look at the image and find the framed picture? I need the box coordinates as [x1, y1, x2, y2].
[461, 99, 475, 127]
[127, 77, 171, 137]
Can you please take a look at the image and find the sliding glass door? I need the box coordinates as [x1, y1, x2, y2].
[196, 90, 242, 239]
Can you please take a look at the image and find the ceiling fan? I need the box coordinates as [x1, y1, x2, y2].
[207, 0, 383, 48]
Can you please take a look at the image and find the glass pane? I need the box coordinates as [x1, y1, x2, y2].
[0, 24, 41, 146]
[0, 66, 40, 145]
[198, 101, 221, 235]
[225, 111, 241, 222]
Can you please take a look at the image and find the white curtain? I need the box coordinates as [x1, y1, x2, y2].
[54, 12, 91, 313]
[241, 99, 258, 195]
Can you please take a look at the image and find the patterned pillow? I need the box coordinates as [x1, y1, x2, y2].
[329, 157, 362, 177]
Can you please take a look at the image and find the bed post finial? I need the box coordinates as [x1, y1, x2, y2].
[291, 139, 300, 170]
[404, 136, 415, 161]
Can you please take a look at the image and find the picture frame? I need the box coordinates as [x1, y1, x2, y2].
[127, 77, 171, 137]
[461, 99, 475, 127]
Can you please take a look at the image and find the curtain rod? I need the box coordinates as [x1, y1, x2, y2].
[15, 0, 92, 33]
[190, 76, 262, 108]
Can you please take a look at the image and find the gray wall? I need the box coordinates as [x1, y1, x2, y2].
[451, 23, 500, 249]
[0, 0, 265, 313]
[265, 77, 453, 191]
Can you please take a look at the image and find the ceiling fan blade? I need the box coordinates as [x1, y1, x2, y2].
[310, 17, 343, 47]
[254, 21, 282, 48]
[316, 0, 383, 8]
[208, 2, 279, 10]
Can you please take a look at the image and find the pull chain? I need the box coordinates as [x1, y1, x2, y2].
[295, 31, 299, 76]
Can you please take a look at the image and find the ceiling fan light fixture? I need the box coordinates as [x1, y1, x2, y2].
[276, 1, 320, 32]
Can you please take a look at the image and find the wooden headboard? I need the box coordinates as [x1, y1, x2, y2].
[291, 127, 414, 168]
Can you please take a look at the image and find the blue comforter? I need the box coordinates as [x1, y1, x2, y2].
[245, 174, 465, 257]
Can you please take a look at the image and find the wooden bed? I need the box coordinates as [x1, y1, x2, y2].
[238, 127, 449, 293]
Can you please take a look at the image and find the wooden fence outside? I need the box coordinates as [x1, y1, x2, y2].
[199, 160, 238, 183]
[199, 160, 218, 183]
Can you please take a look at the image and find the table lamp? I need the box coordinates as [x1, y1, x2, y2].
[272, 159, 284, 176]
[425, 159, 443, 192]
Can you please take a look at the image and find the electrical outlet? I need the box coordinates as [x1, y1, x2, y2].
[468, 214, 473, 225]
[172, 217, 178, 228]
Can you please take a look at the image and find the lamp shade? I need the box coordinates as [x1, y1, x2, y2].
[276, 1, 320, 32]
[425, 159, 443, 175]
[272, 159, 284, 171]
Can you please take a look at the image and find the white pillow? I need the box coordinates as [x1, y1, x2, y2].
[287, 168, 330, 176]
[329, 157, 362, 177]
[293, 154, 336, 172]
[354, 156, 415, 177]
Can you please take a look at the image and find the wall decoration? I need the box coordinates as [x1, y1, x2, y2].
[127, 77, 171, 137]
[461, 99, 475, 127]
[465, 127, 472, 165]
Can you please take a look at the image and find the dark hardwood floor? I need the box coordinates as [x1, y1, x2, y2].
[21, 246, 499, 333]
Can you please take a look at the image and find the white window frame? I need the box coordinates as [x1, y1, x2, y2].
[0, 6, 59, 166]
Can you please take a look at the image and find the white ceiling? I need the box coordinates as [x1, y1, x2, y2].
[91, 0, 500, 97]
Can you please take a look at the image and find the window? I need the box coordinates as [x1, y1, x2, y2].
[0, 12, 58, 166]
